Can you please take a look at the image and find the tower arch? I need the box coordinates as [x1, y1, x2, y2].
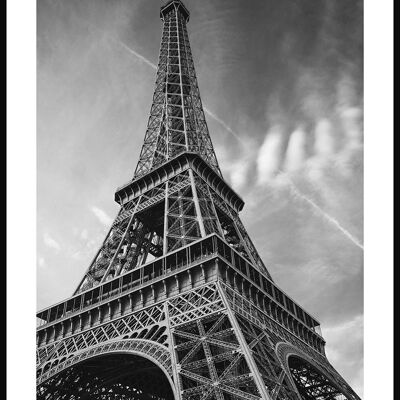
[276, 342, 357, 400]
[37, 339, 177, 400]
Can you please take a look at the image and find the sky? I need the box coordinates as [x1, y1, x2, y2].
[37, 0, 364, 396]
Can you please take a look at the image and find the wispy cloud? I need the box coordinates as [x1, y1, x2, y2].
[314, 118, 335, 157]
[340, 107, 363, 145]
[69, 228, 103, 262]
[284, 128, 307, 172]
[256, 126, 285, 185]
[216, 140, 257, 191]
[91, 206, 113, 226]
[299, 259, 345, 286]
[43, 232, 61, 251]
[37, 256, 46, 269]
[80, 229, 88, 240]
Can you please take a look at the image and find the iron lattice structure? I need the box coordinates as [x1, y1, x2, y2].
[36, 2, 361, 399]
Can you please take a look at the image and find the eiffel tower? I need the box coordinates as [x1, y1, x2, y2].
[36, 1, 361, 399]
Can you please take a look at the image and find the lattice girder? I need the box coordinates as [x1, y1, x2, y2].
[134, 1, 221, 179]
[38, 234, 326, 363]
[75, 160, 271, 294]
[37, 280, 360, 400]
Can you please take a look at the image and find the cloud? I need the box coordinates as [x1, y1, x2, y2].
[38, 256, 46, 269]
[303, 118, 336, 182]
[334, 106, 363, 178]
[313, 118, 335, 157]
[215, 140, 256, 191]
[284, 128, 307, 172]
[256, 126, 285, 185]
[43, 232, 61, 251]
[225, 152, 254, 192]
[299, 259, 345, 286]
[340, 107, 363, 145]
[323, 315, 364, 398]
[80, 229, 88, 240]
[69, 228, 99, 261]
[71, 233, 101, 262]
[229, 160, 249, 190]
[90, 206, 113, 226]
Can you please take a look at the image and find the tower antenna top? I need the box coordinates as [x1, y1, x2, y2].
[160, 0, 190, 23]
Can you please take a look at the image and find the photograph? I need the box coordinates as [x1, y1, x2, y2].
[6, 0, 393, 399]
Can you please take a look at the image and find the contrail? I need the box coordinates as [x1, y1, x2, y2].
[116, 40, 158, 70]
[115, 39, 244, 144]
[281, 172, 364, 250]
[203, 107, 246, 146]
